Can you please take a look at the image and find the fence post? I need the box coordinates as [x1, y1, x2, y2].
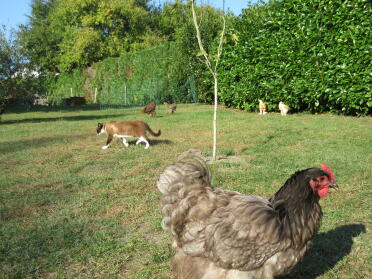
[124, 84, 127, 105]
[94, 88, 97, 104]
[70, 88, 73, 97]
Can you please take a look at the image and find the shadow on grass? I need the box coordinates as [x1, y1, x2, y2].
[0, 134, 87, 154]
[0, 216, 98, 278]
[0, 114, 125, 125]
[263, 135, 276, 144]
[279, 224, 366, 279]
[7, 104, 140, 113]
[149, 139, 173, 146]
[125, 139, 173, 147]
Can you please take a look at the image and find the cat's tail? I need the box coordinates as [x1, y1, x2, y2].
[146, 124, 161, 137]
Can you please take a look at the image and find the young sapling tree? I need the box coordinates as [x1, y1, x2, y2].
[190, 0, 226, 161]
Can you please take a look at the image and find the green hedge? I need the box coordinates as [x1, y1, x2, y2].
[46, 70, 85, 104]
[218, 0, 371, 115]
[46, 43, 197, 105]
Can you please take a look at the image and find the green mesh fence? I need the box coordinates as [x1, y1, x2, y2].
[46, 43, 197, 107]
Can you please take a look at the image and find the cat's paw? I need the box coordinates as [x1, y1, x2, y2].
[102, 145, 109, 150]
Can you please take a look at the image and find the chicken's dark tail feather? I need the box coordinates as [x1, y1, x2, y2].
[157, 149, 210, 230]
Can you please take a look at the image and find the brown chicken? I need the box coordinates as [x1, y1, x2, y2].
[140, 103, 156, 117]
[164, 102, 177, 114]
[157, 150, 337, 279]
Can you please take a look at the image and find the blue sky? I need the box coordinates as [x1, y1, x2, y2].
[0, 0, 32, 31]
[0, 0, 255, 31]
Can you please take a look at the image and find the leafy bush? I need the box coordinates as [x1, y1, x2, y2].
[46, 43, 197, 105]
[46, 70, 85, 104]
[218, 0, 371, 115]
[19, 1, 229, 106]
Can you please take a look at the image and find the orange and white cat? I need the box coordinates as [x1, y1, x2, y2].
[97, 121, 161, 150]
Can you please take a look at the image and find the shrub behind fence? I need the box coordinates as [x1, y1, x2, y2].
[47, 43, 197, 106]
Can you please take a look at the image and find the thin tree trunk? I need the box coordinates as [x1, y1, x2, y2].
[191, 0, 225, 161]
[213, 74, 218, 160]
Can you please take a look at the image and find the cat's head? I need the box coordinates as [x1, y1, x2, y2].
[97, 123, 105, 135]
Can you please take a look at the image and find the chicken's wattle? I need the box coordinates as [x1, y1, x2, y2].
[317, 186, 330, 198]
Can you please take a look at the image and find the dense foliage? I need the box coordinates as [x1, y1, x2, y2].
[0, 27, 37, 115]
[218, 0, 371, 115]
[159, 1, 227, 103]
[18, 0, 163, 72]
[5, 0, 371, 115]
[17, 0, 223, 74]
[39, 1, 223, 105]
[46, 43, 198, 105]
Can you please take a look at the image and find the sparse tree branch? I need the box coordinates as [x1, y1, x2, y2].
[190, 0, 226, 161]
[191, 0, 210, 67]
[215, 16, 226, 72]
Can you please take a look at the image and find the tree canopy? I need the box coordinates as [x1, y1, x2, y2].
[0, 26, 36, 115]
[18, 0, 166, 72]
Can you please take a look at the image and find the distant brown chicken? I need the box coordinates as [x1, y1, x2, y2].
[157, 150, 337, 279]
[140, 103, 156, 117]
[164, 102, 177, 114]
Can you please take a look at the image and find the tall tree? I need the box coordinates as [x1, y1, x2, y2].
[0, 27, 26, 117]
[190, 0, 225, 160]
[17, 0, 60, 73]
[18, 0, 165, 73]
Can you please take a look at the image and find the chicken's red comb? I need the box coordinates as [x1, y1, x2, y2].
[321, 164, 335, 181]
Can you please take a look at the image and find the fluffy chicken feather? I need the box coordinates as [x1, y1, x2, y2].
[157, 150, 337, 279]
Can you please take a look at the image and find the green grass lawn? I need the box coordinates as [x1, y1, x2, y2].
[0, 104, 371, 279]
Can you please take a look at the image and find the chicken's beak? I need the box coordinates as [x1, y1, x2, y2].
[329, 182, 338, 190]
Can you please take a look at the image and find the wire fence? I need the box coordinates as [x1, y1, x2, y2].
[47, 43, 199, 108]
[96, 75, 197, 108]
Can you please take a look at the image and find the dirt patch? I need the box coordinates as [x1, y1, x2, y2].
[177, 148, 251, 165]
[205, 154, 251, 164]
